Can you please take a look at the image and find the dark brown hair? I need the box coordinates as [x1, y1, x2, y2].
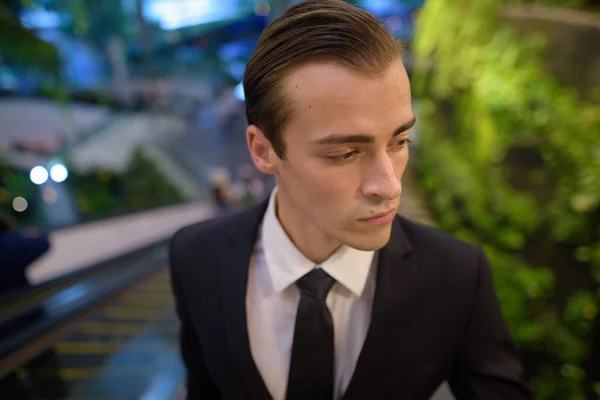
[243, 0, 403, 158]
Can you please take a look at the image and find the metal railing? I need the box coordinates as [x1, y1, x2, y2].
[0, 239, 169, 379]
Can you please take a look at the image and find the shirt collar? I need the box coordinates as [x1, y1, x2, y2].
[261, 189, 375, 297]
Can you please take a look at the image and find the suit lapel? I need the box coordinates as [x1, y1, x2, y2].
[343, 216, 416, 397]
[220, 200, 272, 399]
[218, 204, 417, 398]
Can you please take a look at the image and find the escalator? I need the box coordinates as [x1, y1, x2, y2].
[0, 241, 183, 400]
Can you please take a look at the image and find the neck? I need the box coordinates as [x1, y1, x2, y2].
[275, 192, 341, 265]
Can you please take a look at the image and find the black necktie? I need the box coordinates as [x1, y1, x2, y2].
[286, 268, 336, 400]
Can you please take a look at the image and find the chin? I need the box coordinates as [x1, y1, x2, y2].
[342, 229, 393, 251]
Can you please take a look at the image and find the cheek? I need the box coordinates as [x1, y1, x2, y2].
[393, 149, 410, 178]
[291, 164, 355, 209]
[310, 169, 357, 209]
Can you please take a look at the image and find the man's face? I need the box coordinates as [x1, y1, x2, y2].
[260, 59, 414, 251]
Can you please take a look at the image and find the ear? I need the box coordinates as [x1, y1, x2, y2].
[247, 125, 278, 175]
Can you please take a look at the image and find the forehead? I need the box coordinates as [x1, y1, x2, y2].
[281, 60, 412, 141]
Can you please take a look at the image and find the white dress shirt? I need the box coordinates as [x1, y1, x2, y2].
[246, 189, 377, 400]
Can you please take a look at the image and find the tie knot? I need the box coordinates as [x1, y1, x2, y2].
[296, 269, 336, 301]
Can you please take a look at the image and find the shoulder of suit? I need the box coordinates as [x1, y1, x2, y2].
[395, 215, 482, 267]
[170, 211, 238, 255]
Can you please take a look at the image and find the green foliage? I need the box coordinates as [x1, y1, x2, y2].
[0, 149, 188, 227]
[48, 0, 127, 45]
[517, 0, 600, 10]
[532, 366, 589, 400]
[69, 149, 187, 220]
[68, 168, 125, 219]
[413, 0, 600, 397]
[564, 291, 598, 336]
[121, 150, 186, 212]
[0, 5, 61, 77]
[0, 165, 39, 227]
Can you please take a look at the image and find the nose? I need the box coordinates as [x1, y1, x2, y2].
[361, 153, 402, 201]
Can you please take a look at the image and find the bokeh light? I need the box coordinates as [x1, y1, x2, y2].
[234, 82, 245, 102]
[30, 166, 49, 185]
[254, 2, 270, 17]
[50, 163, 69, 183]
[43, 187, 59, 204]
[12, 197, 28, 212]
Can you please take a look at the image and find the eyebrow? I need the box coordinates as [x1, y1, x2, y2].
[312, 116, 416, 145]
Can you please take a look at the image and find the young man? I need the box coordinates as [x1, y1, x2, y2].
[169, 1, 532, 399]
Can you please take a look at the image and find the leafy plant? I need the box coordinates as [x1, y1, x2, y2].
[413, 0, 600, 397]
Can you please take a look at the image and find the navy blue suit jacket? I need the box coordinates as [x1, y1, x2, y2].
[169, 200, 532, 399]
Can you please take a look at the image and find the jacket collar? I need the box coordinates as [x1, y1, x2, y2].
[221, 197, 415, 398]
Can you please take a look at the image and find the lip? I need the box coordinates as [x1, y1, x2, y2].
[358, 208, 397, 225]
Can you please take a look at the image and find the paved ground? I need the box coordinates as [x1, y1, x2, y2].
[26, 201, 214, 285]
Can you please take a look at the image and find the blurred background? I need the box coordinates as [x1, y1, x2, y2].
[0, 0, 598, 399]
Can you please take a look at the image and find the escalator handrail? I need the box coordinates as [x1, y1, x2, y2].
[0, 240, 170, 376]
[0, 238, 169, 314]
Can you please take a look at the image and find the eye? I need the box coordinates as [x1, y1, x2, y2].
[327, 150, 358, 163]
[392, 138, 412, 148]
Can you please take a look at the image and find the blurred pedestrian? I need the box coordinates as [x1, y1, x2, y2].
[209, 168, 234, 214]
[0, 212, 49, 296]
[236, 164, 266, 208]
[0, 213, 68, 400]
